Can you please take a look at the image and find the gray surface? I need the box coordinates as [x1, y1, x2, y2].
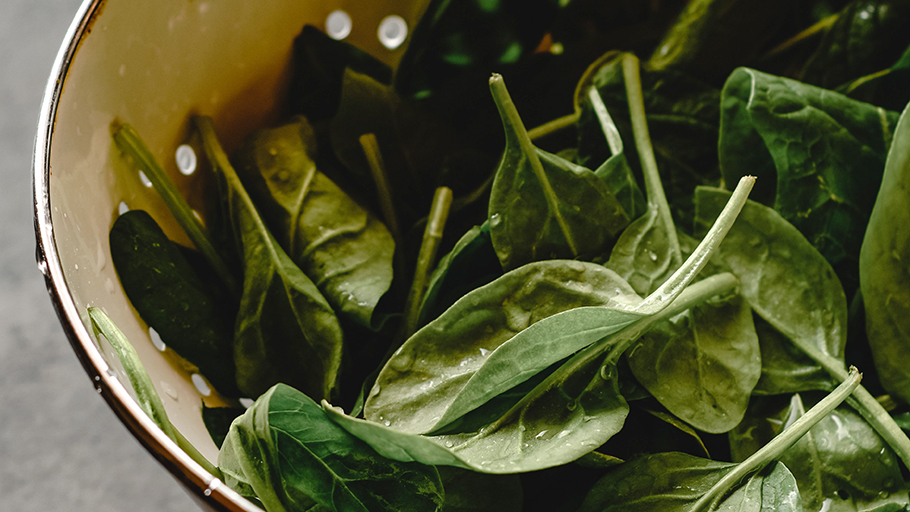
[1, 1, 198, 510]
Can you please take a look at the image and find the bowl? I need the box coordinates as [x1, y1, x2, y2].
[33, 1, 424, 510]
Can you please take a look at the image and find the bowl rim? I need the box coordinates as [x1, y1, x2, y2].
[32, 1, 257, 510]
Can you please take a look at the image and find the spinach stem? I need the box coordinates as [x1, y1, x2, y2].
[489, 73, 579, 257]
[359, 133, 403, 245]
[692, 368, 861, 511]
[88, 307, 222, 478]
[588, 87, 623, 156]
[112, 123, 240, 299]
[620, 54, 681, 263]
[527, 112, 578, 141]
[402, 187, 453, 339]
[635, 176, 754, 316]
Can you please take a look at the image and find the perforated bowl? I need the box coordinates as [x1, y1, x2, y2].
[33, 1, 424, 510]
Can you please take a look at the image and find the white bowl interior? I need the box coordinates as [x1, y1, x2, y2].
[39, 0, 425, 509]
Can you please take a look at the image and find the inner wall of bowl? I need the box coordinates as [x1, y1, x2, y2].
[49, 0, 423, 462]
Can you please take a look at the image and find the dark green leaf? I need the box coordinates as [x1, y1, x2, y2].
[218, 384, 444, 512]
[288, 25, 392, 123]
[195, 116, 344, 401]
[232, 116, 395, 329]
[437, 467, 523, 512]
[752, 315, 835, 395]
[109, 210, 240, 397]
[860, 103, 910, 405]
[627, 294, 761, 433]
[417, 222, 502, 327]
[488, 75, 629, 271]
[694, 186, 848, 371]
[718, 67, 899, 293]
[575, 452, 802, 512]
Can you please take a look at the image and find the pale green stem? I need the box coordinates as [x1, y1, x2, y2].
[88, 308, 221, 478]
[359, 133, 403, 244]
[402, 187, 453, 339]
[587, 87, 623, 156]
[112, 123, 240, 299]
[621, 54, 681, 262]
[527, 112, 579, 142]
[691, 367, 861, 512]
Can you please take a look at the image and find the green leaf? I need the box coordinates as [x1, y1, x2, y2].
[718, 67, 900, 293]
[752, 315, 835, 396]
[487, 74, 629, 271]
[417, 222, 502, 327]
[202, 404, 244, 449]
[364, 259, 644, 435]
[109, 210, 240, 397]
[195, 116, 344, 401]
[860, 102, 910, 405]
[731, 394, 909, 511]
[627, 294, 761, 433]
[288, 25, 392, 123]
[574, 452, 802, 512]
[232, 116, 395, 329]
[218, 384, 444, 512]
[694, 186, 848, 370]
[437, 467, 523, 512]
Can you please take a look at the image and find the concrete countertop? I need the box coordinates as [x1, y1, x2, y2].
[1, 1, 198, 509]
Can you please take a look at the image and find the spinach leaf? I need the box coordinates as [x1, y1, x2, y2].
[195, 116, 344, 401]
[694, 186, 910, 468]
[417, 222, 502, 327]
[796, 0, 910, 91]
[364, 259, 643, 435]
[574, 453, 801, 512]
[718, 67, 899, 293]
[627, 294, 761, 433]
[218, 384, 443, 512]
[730, 394, 909, 511]
[232, 116, 395, 329]
[288, 25, 392, 123]
[752, 315, 835, 395]
[694, 186, 848, 369]
[109, 209, 240, 397]
[860, 103, 910, 405]
[202, 404, 245, 449]
[487, 74, 629, 271]
[839, 43, 910, 111]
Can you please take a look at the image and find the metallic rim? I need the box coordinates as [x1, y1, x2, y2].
[32, 2, 257, 510]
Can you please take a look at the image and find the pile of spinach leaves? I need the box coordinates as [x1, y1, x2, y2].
[100, 1, 910, 510]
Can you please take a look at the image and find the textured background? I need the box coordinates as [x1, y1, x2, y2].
[1, 1, 198, 510]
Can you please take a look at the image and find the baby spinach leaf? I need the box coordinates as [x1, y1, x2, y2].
[195, 116, 344, 401]
[232, 116, 395, 329]
[694, 186, 848, 369]
[364, 259, 643, 435]
[731, 394, 909, 511]
[218, 384, 444, 512]
[695, 186, 910, 468]
[109, 209, 240, 397]
[627, 294, 761, 434]
[575, 452, 801, 512]
[487, 74, 629, 271]
[417, 222, 502, 327]
[288, 25, 392, 123]
[752, 315, 835, 395]
[718, 67, 899, 292]
[860, 103, 910, 405]
[202, 404, 244, 449]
